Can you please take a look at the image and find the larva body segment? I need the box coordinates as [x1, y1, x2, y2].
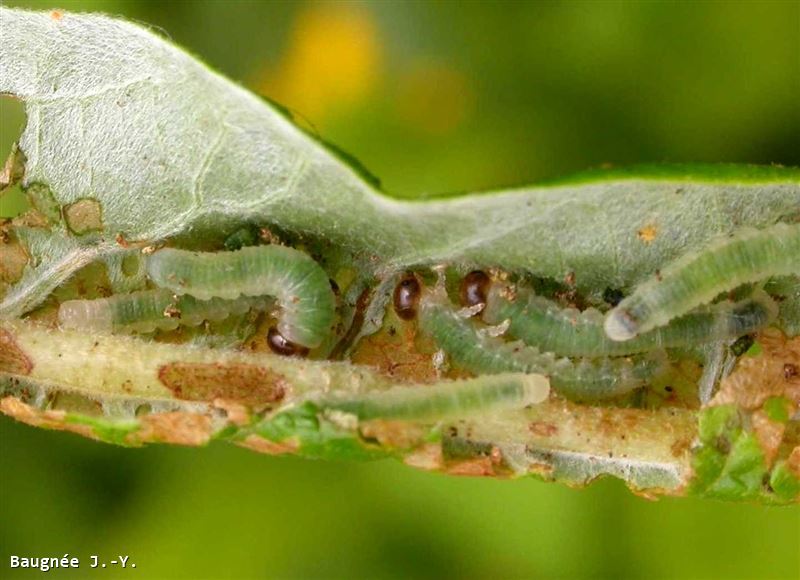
[319, 373, 550, 420]
[58, 289, 266, 334]
[145, 246, 335, 348]
[779, 297, 800, 338]
[419, 291, 658, 400]
[605, 222, 800, 341]
[484, 285, 778, 356]
[766, 276, 800, 337]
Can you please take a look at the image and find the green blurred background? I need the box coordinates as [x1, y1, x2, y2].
[1, 1, 799, 578]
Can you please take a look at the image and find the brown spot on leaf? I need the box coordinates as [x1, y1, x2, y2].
[0, 329, 33, 375]
[0, 396, 95, 439]
[712, 330, 800, 410]
[630, 489, 664, 502]
[50, 10, 63, 21]
[360, 419, 428, 449]
[237, 434, 299, 455]
[529, 421, 558, 437]
[446, 456, 498, 477]
[528, 462, 555, 478]
[637, 224, 658, 244]
[212, 398, 251, 426]
[670, 437, 692, 459]
[351, 314, 440, 382]
[64, 199, 103, 235]
[0, 239, 29, 284]
[787, 446, 800, 478]
[12, 210, 49, 229]
[751, 410, 785, 468]
[404, 442, 443, 471]
[445, 445, 506, 477]
[134, 412, 212, 446]
[158, 362, 287, 406]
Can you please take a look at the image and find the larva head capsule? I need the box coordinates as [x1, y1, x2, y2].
[393, 274, 422, 320]
[604, 309, 640, 342]
[460, 270, 491, 312]
[267, 327, 310, 357]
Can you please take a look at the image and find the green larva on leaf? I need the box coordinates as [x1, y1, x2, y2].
[605, 222, 800, 341]
[419, 289, 660, 400]
[58, 289, 267, 334]
[319, 373, 550, 420]
[2, 7, 800, 502]
[145, 245, 335, 348]
[484, 284, 778, 357]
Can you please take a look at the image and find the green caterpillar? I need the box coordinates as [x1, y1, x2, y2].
[605, 222, 800, 341]
[58, 289, 267, 334]
[2, 7, 800, 502]
[318, 373, 550, 420]
[484, 284, 777, 357]
[145, 245, 335, 349]
[419, 289, 660, 401]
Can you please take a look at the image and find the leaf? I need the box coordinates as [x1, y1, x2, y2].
[2, 8, 800, 316]
[0, 7, 799, 503]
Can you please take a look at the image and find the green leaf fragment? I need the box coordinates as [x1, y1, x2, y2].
[706, 433, 767, 500]
[248, 402, 390, 461]
[64, 413, 140, 446]
[769, 461, 800, 502]
[762, 397, 791, 423]
[689, 405, 793, 502]
[745, 341, 763, 357]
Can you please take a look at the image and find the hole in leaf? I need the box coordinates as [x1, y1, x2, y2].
[0, 96, 30, 218]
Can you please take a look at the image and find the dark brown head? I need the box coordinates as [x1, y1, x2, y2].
[393, 274, 422, 320]
[460, 270, 491, 310]
[267, 327, 310, 357]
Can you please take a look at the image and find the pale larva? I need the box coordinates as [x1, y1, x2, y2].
[484, 284, 777, 356]
[145, 245, 335, 348]
[605, 222, 800, 341]
[58, 289, 266, 334]
[319, 373, 550, 420]
[419, 290, 660, 400]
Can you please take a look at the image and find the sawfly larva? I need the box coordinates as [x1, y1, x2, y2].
[484, 284, 777, 356]
[58, 289, 268, 334]
[145, 245, 336, 348]
[319, 373, 550, 420]
[419, 289, 660, 400]
[2, 6, 800, 503]
[605, 222, 800, 341]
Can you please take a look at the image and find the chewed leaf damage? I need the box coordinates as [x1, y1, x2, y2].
[0, 7, 799, 502]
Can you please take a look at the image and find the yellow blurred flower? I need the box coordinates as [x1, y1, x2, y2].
[256, 3, 382, 121]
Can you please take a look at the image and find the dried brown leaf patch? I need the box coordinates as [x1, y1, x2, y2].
[712, 330, 800, 410]
[0, 329, 33, 375]
[158, 362, 287, 406]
